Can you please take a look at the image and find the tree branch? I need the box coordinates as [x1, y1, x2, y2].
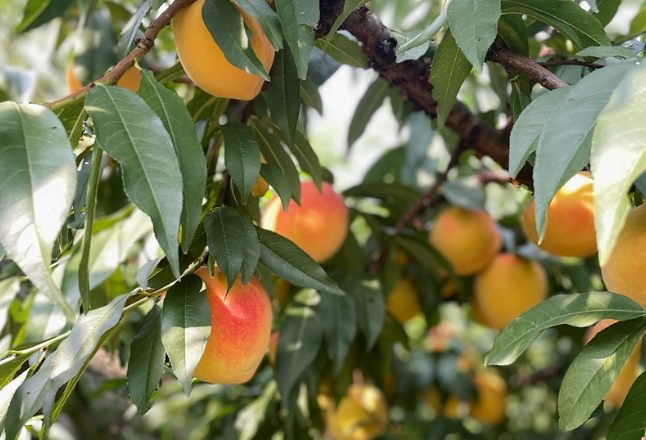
[46, 0, 197, 112]
[487, 46, 570, 90]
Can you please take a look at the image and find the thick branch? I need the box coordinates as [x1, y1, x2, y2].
[46, 0, 197, 112]
[487, 47, 570, 90]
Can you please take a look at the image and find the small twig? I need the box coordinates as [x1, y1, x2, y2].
[487, 46, 569, 90]
[46, 0, 197, 112]
[513, 365, 561, 388]
[150, 65, 195, 85]
[539, 60, 604, 69]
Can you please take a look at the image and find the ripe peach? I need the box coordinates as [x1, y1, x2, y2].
[473, 253, 548, 331]
[385, 278, 421, 324]
[66, 62, 141, 93]
[584, 319, 641, 407]
[193, 266, 272, 384]
[172, 0, 274, 100]
[329, 384, 389, 440]
[428, 207, 501, 276]
[260, 181, 348, 263]
[601, 203, 646, 309]
[521, 171, 596, 257]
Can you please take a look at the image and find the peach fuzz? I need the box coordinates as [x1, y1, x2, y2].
[473, 253, 547, 331]
[522, 171, 596, 257]
[428, 206, 501, 276]
[260, 181, 349, 263]
[172, 0, 274, 100]
[193, 266, 273, 384]
[601, 203, 646, 310]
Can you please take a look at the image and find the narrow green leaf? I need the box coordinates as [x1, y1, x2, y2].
[117, 0, 152, 59]
[276, 305, 322, 405]
[395, 1, 448, 56]
[257, 228, 343, 295]
[222, 122, 262, 204]
[138, 70, 207, 252]
[290, 131, 323, 190]
[591, 62, 646, 265]
[251, 118, 301, 203]
[128, 304, 165, 414]
[608, 370, 646, 440]
[559, 318, 646, 430]
[260, 163, 292, 211]
[236, 380, 278, 440]
[85, 85, 183, 278]
[319, 288, 356, 374]
[498, 14, 529, 56]
[534, 61, 638, 241]
[0, 278, 20, 334]
[202, 0, 269, 80]
[431, 30, 472, 129]
[0, 351, 36, 391]
[267, 47, 301, 146]
[508, 87, 570, 177]
[485, 292, 645, 366]
[501, 0, 611, 49]
[347, 277, 384, 351]
[300, 76, 323, 115]
[577, 45, 638, 59]
[0, 370, 28, 431]
[324, 0, 368, 45]
[314, 34, 367, 68]
[161, 275, 211, 395]
[73, 12, 119, 86]
[275, 0, 318, 78]
[347, 78, 390, 149]
[0, 102, 77, 324]
[231, 0, 283, 50]
[16, 0, 74, 33]
[447, 0, 501, 72]
[594, 0, 621, 27]
[204, 207, 261, 290]
[392, 30, 431, 63]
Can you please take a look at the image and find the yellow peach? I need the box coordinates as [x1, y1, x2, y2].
[385, 278, 421, 324]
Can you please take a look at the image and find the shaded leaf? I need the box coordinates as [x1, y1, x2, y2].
[314, 34, 367, 68]
[319, 288, 356, 374]
[347, 78, 390, 149]
[231, 0, 283, 50]
[290, 131, 323, 190]
[117, 0, 152, 59]
[16, 0, 74, 33]
[275, 0, 317, 78]
[267, 47, 301, 146]
[608, 370, 646, 440]
[300, 76, 323, 114]
[395, 2, 448, 56]
[260, 163, 292, 211]
[577, 45, 637, 59]
[222, 122, 262, 204]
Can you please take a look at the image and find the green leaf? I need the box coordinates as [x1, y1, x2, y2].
[0, 370, 28, 431]
[395, 2, 448, 56]
[498, 14, 529, 56]
[236, 380, 278, 440]
[533, 61, 638, 241]
[117, 0, 152, 59]
[447, 0, 501, 73]
[73, 12, 119, 85]
[431, 29, 472, 129]
[347, 277, 384, 351]
[276, 305, 322, 405]
[202, 0, 269, 80]
[608, 370, 646, 440]
[559, 317, 646, 430]
[161, 275, 211, 395]
[594, 0, 621, 27]
[222, 123, 262, 204]
[257, 228, 343, 295]
[128, 304, 165, 414]
[318, 288, 356, 374]
[5, 355, 53, 440]
[0, 102, 77, 324]
[85, 85, 183, 278]
[275, 0, 317, 79]
[300, 76, 323, 115]
[591, 62, 646, 265]
[260, 163, 292, 211]
[391, 30, 431, 63]
[251, 118, 301, 203]
[204, 207, 261, 289]
[629, 3, 646, 35]
[501, 0, 611, 49]
[231, 0, 283, 50]
[16, 0, 74, 33]
[324, 0, 368, 45]
[508, 87, 570, 177]
[0, 278, 20, 334]
[314, 34, 367, 68]
[55, 99, 86, 140]
[577, 45, 637, 59]
[485, 292, 646, 366]
[266, 47, 301, 146]
[138, 70, 207, 252]
[290, 131, 323, 190]
[347, 78, 390, 149]
[0, 351, 36, 391]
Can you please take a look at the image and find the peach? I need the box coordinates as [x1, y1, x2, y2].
[193, 266, 273, 384]
[268, 330, 279, 365]
[584, 319, 641, 407]
[66, 62, 141, 93]
[428, 207, 501, 276]
[329, 384, 389, 440]
[385, 278, 421, 324]
[601, 203, 646, 309]
[260, 181, 348, 263]
[172, 0, 274, 100]
[522, 171, 596, 257]
[473, 253, 548, 331]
